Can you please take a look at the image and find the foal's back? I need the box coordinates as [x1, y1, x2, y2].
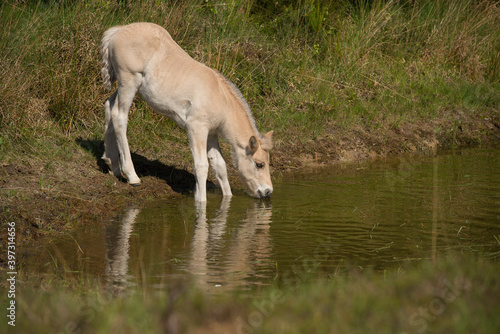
[106, 23, 189, 75]
[104, 23, 226, 128]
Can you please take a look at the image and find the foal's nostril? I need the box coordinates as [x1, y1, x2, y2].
[258, 188, 272, 198]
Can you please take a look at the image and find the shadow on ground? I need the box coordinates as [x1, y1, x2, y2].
[76, 138, 213, 194]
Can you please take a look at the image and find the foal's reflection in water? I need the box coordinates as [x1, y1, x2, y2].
[105, 208, 140, 296]
[190, 198, 273, 291]
[104, 198, 272, 295]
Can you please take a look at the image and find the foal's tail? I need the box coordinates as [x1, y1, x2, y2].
[101, 26, 122, 91]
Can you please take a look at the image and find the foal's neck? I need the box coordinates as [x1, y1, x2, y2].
[215, 72, 260, 150]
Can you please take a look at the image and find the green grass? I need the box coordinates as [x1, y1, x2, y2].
[2, 255, 499, 333]
[0, 0, 498, 159]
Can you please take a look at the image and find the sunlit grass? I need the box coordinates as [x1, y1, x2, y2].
[0, 0, 498, 157]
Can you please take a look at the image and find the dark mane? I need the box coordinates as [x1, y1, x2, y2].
[214, 70, 259, 135]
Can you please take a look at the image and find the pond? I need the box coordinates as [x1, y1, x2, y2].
[21, 148, 500, 292]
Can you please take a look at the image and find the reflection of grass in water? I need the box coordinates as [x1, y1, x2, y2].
[3, 255, 499, 333]
[485, 235, 500, 260]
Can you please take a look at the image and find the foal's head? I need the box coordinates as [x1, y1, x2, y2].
[237, 131, 274, 199]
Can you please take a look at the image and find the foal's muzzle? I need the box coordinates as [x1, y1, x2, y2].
[257, 187, 273, 199]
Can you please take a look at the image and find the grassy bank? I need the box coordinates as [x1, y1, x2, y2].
[1, 255, 499, 333]
[1, 0, 498, 133]
[0, 0, 499, 243]
[1, 0, 498, 148]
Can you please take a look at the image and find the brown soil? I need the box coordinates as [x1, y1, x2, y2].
[274, 109, 499, 169]
[0, 109, 499, 267]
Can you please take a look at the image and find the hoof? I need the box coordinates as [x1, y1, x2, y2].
[129, 182, 141, 187]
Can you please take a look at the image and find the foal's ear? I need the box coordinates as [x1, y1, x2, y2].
[261, 131, 273, 150]
[248, 136, 259, 154]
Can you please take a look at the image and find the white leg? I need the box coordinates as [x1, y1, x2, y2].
[207, 134, 232, 197]
[188, 125, 209, 202]
[102, 92, 121, 177]
[111, 74, 141, 185]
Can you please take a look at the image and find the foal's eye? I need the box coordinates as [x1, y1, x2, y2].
[256, 162, 264, 169]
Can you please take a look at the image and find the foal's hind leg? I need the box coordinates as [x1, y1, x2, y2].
[102, 91, 121, 177]
[110, 73, 142, 185]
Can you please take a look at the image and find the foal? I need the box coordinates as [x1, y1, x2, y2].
[101, 23, 273, 202]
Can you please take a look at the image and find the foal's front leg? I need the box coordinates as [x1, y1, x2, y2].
[188, 124, 209, 202]
[207, 134, 232, 197]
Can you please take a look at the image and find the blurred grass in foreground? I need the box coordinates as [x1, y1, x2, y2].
[1, 255, 499, 333]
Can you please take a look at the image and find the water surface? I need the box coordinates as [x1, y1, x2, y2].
[22, 149, 500, 291]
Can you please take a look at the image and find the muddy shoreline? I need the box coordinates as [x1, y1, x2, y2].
[0, 110, 499, 265]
